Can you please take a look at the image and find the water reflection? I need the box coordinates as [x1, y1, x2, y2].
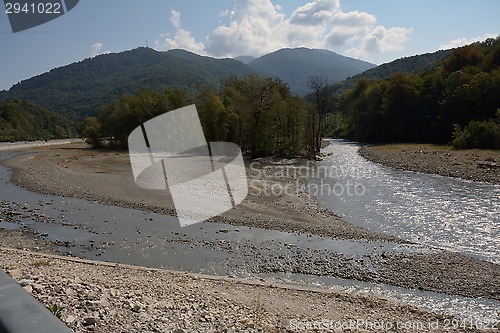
[310, 140, 500, 264]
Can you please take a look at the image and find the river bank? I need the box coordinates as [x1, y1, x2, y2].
[0, 142, 499, 329]
[358, 144, 500, 184]
[0, 247, 489, 333]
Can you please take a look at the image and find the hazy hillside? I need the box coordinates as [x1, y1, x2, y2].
[248, 48, 375, 95]
[0, 99, 77, 141]
[324, 49, 452, 96]
[0, 48, 253, 119]
[234, 55, 256, 64]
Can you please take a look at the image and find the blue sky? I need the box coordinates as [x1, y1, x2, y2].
[0, 0, 498, 91]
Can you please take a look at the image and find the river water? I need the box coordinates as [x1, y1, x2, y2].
[0, 142, 499, 322]
[309, 140, 499, 264]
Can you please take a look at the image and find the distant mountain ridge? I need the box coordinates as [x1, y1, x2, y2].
[0, 47, 447, 121]
[0, 47, 253, 119]
[233, 55, 256, 64]
[323, 49, 453, 96]
[248, 48, 375, 95]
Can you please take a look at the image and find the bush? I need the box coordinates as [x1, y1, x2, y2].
[452, 119, 500, 149]
[80, 117, 102, 148]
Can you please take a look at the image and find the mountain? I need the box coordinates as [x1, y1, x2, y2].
[233, 55, 256, 64]
[0, 47, 253, 119]
[248, 48, 375, 96]
[324, 49, 453, 96]
[0, 47, 381, 120]
[0, 99, 77, 141]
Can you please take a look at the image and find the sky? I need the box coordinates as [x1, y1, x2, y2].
[0, 0, 499, 91]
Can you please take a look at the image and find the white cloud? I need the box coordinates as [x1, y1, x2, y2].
[170, 9, 181, 29]
[155, 10, 206, 54]
[345, 26, 413, 60]
[206, 0, 289, 57]
[289, 0, 340, 26]
[90, 43, 103, 57]
[439, 33, 497, 50]
[326, 11, 377, 47]
[155, 0, 413, 61]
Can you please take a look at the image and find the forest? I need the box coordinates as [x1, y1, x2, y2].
[81, 38, 500, 155]
[0, 99, 77, 142]
[81, 75, 324, 158]
[330, 37, 500, 149]
[3, 38, 499, 152]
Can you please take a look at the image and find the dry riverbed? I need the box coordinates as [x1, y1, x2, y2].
[0, 143, 499, 331]
[0, 248, 486, 333]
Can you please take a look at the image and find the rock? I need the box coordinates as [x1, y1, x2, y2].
[87, 291, 98, 300]
[32, 283, 44, 292]
[18, 279, 34, 286]
[9, 268, 22, 278]
[23, 285, 33, 293]
[65, 315, 76, 324]
[279, 318, 291, 328]
[83, 317, 98, 326]
[130, 303, 142, 313]
[100, 299, 111, 307]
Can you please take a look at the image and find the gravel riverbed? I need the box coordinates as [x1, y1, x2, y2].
[0, 143, 499, 332]
[359, 144, 499, 184]
[0, 248, 486, 333]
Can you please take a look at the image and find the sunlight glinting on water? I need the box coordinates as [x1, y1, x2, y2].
[311, 140, 500, 264]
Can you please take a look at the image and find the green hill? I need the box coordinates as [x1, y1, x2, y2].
[333, 37, 500, 146]
[248, 48, 375, 96]
[0, 47, 254, 119]
[323, 49, 452, 96]
[0, 99, 77, 142]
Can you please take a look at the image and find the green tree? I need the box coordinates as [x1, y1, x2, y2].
[80, 117, 102, 148]
[381, 72, 422, 142]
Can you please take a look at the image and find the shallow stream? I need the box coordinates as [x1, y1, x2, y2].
[0, 143, 498, 323]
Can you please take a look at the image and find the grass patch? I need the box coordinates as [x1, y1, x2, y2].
[46, 304, 64, 319]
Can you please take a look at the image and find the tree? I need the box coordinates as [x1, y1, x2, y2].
[443, 45, 484, 74]
[80, 117, 102, 148]
[381, 72, 422, 142]
[308, 75, 328, 157]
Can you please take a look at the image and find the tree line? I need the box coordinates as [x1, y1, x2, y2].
[331, 37, 500, 149]
[81, 74, 326, 158]
[0, 99, 77, 142]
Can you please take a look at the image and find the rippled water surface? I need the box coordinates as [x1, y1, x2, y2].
[1, 146, 499, 322]
[310, 140, 500, 263]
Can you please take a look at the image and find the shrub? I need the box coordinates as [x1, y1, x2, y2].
[452, 118, 500, 149]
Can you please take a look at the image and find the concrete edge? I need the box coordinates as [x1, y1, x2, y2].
[0, 268, 74, 333]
